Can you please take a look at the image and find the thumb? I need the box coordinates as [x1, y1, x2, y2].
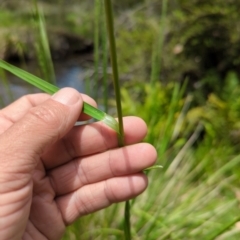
[0, 87, 83, 174]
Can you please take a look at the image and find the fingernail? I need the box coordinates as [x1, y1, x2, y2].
[51, 88, 80, 106]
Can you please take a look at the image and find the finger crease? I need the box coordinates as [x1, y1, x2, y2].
[74, 191, 90, 216]
[0, 112, 14, 123]
[73, 158, 86, 187]
[108, 150, 117, 178]
[99, 122, 111, 151]
[62, 137, 76, 160]
[104, 180, 115, 205]
[78, 159, 91, 185]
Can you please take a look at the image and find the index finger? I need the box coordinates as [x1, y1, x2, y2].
[42, 116, 148, 169]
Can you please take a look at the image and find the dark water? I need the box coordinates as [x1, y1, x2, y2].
[0, 60, 87, 107]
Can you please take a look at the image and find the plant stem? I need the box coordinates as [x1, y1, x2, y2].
[150, 0, 168, 85]
[0, 68, 13, 103]
[207, 216, 240, 240]
[33, 0, 56, 84]
[124, 200, 131, 239]
[104, 1, 130, 239]
[94, 0, 101, 99]
[101, 1, 109, 113]
[104, 0, 124, 146]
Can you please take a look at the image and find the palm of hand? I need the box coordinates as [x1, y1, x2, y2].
[0, 93, 156, 240]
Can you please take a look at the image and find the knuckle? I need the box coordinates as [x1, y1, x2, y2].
[27, 104, 63, 128]
[104, 180, 116, 203]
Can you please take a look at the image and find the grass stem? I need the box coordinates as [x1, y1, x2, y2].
[103, 1, 130, 239]
[33, 0, 56, 84]
[101, 1, 109, 113]
[207, 216, 240, 240]
[93, 0, 101, 99]
[150, 0, 168, 85]
[104, 0, 124, 146]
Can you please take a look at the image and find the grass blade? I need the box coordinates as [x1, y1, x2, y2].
[207, 216, 240, 240]
[101, 1, 109, 113]
[104, 0, 124, 145]
[0, 59, 119, 133]
[104, 1, 130, 239]
[33, 0, 56, 84]
[0, 67, 14, 103]
[93, 0, 101, 99]
[144, 165, 163, 171]
[150, 0, 168, 85]
[124, 200, 131, 240]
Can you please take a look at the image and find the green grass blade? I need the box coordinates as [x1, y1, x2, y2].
[150, 0, 168, 85]
[0, 67, 14, 103]
[144, 165, 163, 171]
[33, 0, 56, 84]
[104, 1, 129, 239]
[0, 59, 58, 94]
[101, 1, 109, 113]
[207, 216, 240, 240]
[104, 0, 124, 146]
[93, 0, 101, 99]
[0, 59, 119, 133]
[124, 200, 131, 240]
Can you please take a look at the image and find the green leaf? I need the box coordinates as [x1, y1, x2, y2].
[0, 59, 119, 133]
[144, 165, 163, 171]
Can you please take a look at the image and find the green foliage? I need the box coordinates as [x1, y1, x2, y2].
[116, 15, 155, 79]
[62, 81, 240, 239]
[33, 1, 56, 83]
[122, 82, 188, 159]
[166, 0, 240, 91]
[0, 59, 120, 133]
[187, 72, 240, 150]
[112, 0, 144, 9]
[2, 0, 240, 239]
[2, 0, 240, 96]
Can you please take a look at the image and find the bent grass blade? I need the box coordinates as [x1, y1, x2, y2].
[144, 165, 163, 171]
[0, 59, 119, 133]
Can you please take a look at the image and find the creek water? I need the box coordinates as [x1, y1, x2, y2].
[0, 59, 87, 107]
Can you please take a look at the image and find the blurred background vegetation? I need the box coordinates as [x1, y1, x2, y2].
[1, 0, 240, 239]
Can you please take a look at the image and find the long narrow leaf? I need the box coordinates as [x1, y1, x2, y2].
[0, 59, 119, 133]
[33, 0, 56, 84]
[104, 0, 124, 145]
[103, 1, 129, 240]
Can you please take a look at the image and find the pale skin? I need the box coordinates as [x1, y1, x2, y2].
[0, 88, 157, 240]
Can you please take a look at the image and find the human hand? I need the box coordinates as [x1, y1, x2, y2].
[0, 88, 157, 240]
